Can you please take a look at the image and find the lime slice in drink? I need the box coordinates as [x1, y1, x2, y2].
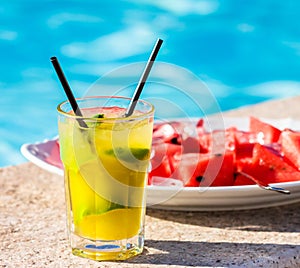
[105, 147, 150, 161]
[76, 208, 142, 240]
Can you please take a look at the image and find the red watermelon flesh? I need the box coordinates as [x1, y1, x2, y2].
[233, 129, 257, 160]
[152, 122, 180, 144]
[280, 128, 300, 170]
[45, 140, 64, 169]
[172, 151, 235, 187]
[149, 143, 182, 181]
[249, 116, 281, 144]
[149, 117, 300, 187]
[239, 143, 300, 184]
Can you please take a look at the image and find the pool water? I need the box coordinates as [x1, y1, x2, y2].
[1, 0, 300, 167]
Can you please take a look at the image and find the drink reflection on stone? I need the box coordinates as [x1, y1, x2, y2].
[57, 96, 154, 261]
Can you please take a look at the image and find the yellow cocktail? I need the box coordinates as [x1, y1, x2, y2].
[57, 96, 154, 261]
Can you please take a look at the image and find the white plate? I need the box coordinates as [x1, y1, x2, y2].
[20, 117, 300, 211]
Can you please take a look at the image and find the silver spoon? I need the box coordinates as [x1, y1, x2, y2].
[237, 171, 290, 195]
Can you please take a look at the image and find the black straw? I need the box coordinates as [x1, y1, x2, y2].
[50, 57, 88, 128]
[125, 38, 163, 117]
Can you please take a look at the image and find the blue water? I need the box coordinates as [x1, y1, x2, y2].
[1, 0, 300, 167]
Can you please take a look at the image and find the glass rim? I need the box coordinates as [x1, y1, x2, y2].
[57, 95, 155, 121]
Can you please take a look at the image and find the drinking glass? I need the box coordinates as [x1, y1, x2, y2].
[57, 96, 154, 261]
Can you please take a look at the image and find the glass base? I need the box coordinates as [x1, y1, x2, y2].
[70, 232, 144, 261]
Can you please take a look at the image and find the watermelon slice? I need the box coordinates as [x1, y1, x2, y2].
[239, 143, 300, 184]
[280, 128, 300, 170]
[152, 122, 180, 144]
[249, 116, 281, 144]
[149, 143, 182, 183]
[172, 151, 235, 187]
[45, 140, 64, 169]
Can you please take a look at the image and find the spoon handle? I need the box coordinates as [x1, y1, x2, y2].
[237, 171, 290, 195]
[261, 185, 291, 195]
